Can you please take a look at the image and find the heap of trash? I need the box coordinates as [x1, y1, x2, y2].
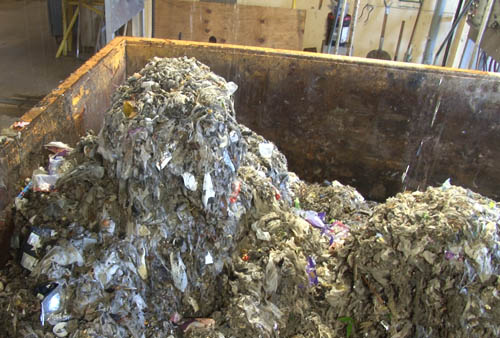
[0, 57, 498, 338]
[327, 183, 500, 337]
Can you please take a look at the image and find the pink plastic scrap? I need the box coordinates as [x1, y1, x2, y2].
[12, 121, 30, 129]
[179, 318, 215, 332]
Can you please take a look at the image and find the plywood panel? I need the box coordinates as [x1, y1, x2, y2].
[153, 0, 305, 50]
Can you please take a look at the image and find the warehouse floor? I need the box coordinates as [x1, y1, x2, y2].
[0, 0, 83, 131]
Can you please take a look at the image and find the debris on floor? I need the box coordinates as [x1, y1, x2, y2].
[0, 57, 498, 338]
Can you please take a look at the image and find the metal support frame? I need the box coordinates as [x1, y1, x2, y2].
[56, 0, 143, 58]
[468, 0, 496, 69]
[56, 0, 105, 58]
[56, 6, 79, 58]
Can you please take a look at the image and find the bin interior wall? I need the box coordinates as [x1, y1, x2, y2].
[0, 39, 127, 264]
[2, 37, 500, 239]
[125, 39, 500, 201]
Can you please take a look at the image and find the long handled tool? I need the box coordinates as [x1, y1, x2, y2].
[394, 21, 406, 61]
[366, 0, 392, 60]
[403, 0, 424, 62]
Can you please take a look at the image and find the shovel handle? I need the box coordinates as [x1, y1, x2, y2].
[405, 0, 424, 59]
[379, 8, 389, 50]
[394, 20, 406, 60]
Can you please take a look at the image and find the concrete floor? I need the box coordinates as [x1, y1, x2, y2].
[0, 0, 83, 131]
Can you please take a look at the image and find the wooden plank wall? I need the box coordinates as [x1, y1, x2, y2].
[153, 0, 306, 50]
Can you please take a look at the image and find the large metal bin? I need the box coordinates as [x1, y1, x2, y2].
[1, 37, 500, 253]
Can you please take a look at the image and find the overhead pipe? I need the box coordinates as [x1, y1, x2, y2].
[404, 0, 425, 62]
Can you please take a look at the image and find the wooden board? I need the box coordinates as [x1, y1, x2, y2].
[153, 0, 305, 50]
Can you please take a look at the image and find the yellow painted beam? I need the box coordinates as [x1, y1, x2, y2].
[67, 1, 104, 16]
[82, 3, 104, 16]
[56, 7, 80, 58]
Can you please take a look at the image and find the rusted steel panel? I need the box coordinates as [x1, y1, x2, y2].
[125, 38, 500, 201]
[67, 39, 127, 132]
[1, 37, 500, 241]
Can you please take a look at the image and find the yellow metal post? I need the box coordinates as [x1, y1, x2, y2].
[81, 3, 104, 16]
[56, 7, 80, 58]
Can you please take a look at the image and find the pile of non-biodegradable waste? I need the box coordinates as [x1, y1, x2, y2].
[326, 183, 500, 337]
[0, 56, 498, 338]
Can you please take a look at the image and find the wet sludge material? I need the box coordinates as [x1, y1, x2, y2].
[0, 57, 499, 338]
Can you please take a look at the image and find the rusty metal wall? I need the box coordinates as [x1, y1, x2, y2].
[0, 38, 127, 254]
[125, 38, 500, 201]
[1, 37, 499, 244]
